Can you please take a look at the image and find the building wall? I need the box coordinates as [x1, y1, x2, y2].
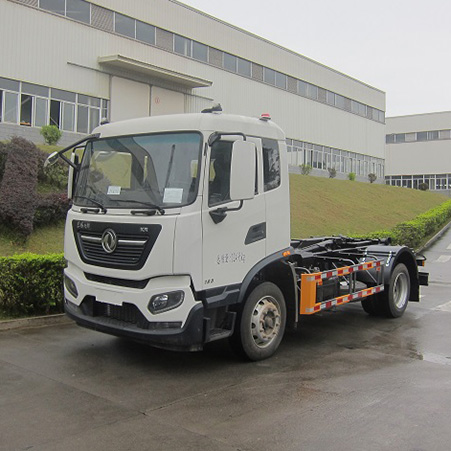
[385, 112, 451, 192]
[1, 0, 385, 180]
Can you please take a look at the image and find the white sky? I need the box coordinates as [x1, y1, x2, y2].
[178, 0, 451, 117]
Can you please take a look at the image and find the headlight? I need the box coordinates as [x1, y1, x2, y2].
[64, 275, 78, 298]
[148, 291, 184, 314]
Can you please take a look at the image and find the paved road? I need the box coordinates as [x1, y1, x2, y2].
[1, 229, 451, 451]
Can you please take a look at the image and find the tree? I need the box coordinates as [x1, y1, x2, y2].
[40, 125, 62, 146]
[300, 164, 312, 175]
[368, 173, 377, 183]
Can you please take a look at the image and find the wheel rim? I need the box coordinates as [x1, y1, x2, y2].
[393, 272, 409, 309]
[250, 296, 282, 348]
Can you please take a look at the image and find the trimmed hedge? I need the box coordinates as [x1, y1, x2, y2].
[357, 199, 451, 249]
[0, 253, 65, 317]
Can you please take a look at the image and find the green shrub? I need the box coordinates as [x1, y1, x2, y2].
[357, 199, 451, 248]
[0, 253, 65, 317]
[348, 172, 356, 181]
[328, 167, 337, 178]
[40, 125, 62, 146]
[368, 173, 377, 183]
[300, 164, 312, 175]
[419, 182, 429, 191]
[37, 149, 68, 189]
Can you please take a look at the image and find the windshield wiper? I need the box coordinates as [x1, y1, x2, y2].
[112, 199, 165, 215]
[73, 195, 107, 214]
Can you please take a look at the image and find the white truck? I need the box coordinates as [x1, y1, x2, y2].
[47, 111, 428, 360]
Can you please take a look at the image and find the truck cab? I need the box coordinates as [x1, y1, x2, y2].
[62, 112, 293, 356]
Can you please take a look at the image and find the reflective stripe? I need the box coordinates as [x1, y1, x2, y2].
[306, 260, 382, 283]
[304, 285, 384, 313]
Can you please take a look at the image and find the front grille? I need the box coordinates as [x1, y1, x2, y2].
[79, 297, 182, 330]
[73, 221, 161, 270]
[80, 231, 146, 266]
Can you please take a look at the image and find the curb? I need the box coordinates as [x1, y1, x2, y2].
[0, 313, 71, 332]
[417, 220, 451, 254]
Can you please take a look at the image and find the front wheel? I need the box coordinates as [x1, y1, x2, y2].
[230, 282, 286, 361]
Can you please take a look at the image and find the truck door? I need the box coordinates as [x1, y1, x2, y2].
[201, 138, 266, 290]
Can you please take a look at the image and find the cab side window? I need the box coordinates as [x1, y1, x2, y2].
[262, 138, 281, 191]
[208, 141, 232, 206]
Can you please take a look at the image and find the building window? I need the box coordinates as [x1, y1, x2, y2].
[275, 72, 287, 89]
[39, 0, 90, 23]
[77, 105, 89, 133]
[174, 35, 192, 57]
[20, 94, 33, 126]
[428, 130, 439, 140]
[335, 94, 345, 110]
[62, 103, 75, 131]
[237, 58, 251, 77]
[223, 53, 237, 72]
[4, 92, 19, 123]
[263, 68, 276, 85]
[193, 41, 208, 62]
[52, 88, 76, 103]
[49, 100, 61, 127]
[417, 131, 427, 142]
[40, 0, 65, 15]
[439, 130, 451, 140]
[115, 13, 135, 38]
[395, 133, 405, 143]
[66, 0, 90, 23]
[35, 98, 48, 127]
[326, 91, 335, 106]
[306, 83, 318, 100]
[136, 21, 155, 45]
[298, 80, 307, 96]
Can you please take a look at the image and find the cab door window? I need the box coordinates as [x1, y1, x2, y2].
[208, 141, 232, 206]
[262, 138, 281, 191]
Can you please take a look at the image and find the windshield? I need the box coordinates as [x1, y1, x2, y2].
[74, 132, 203, 210]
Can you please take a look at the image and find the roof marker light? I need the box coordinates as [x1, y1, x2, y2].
[260, 113, 271, 121]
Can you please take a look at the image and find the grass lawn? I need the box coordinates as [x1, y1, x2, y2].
[290, 174, 448, 237]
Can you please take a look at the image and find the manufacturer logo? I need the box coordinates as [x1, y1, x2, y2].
[101, 229, 117, 253]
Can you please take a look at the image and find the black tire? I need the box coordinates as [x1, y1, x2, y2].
[361, 263, 410, 318]
[381, 263, 410, 318]
[361, 297, 380, 316]
[230, 282, 286, 361]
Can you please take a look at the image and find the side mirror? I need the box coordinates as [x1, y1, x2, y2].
[44, 151, 60, 168]
[230, 141, 256, 201]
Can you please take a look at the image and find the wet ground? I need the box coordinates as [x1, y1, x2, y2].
[1, 228, 451, 450]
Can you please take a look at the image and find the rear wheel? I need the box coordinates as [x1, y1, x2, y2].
[361, 263, 410, 318]
[230, 282, 286, 361]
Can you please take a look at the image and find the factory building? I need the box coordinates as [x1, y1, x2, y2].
[385, 112, 451, 194]
[1, 0, 386, 181]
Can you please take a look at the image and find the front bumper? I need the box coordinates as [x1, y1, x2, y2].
[65, 298, 205, 351]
